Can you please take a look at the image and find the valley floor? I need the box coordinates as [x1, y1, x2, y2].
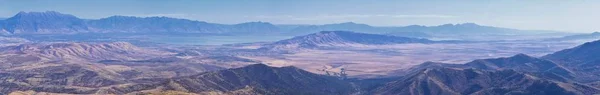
[237, 40, 584, 78]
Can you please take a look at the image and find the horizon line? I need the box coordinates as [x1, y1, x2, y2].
[0, 11, 581, 32]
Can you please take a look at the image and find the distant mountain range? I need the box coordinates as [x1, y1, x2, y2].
[0, 11, 569, 40]
[0, 11, 283, 34]
[546, 32, 600, 41]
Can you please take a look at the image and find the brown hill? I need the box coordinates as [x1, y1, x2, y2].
[1, 42, 168, 60]
[161, 64, 356, 94]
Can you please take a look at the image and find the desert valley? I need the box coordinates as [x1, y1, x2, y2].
[1, 11, 600, 95]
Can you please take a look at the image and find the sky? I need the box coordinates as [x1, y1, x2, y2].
[0, 0, 598, 32]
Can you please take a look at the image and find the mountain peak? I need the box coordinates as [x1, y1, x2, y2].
[241, 63, 272, 69]
[339, 22, 357, 24]
[510, 53, 533, 59]
[318, 30, 352, 34]
[458, 23, 480, 26]
[439, 23, 481, 27]
[231, 21, 280, 33]
[237, 21, 272, 25]
[234, 21, 276, 27]
[104, 15, 139, 19]
[16, 11, 61, 15]
[325, 22, 371, 27]
[101, 15, 196, 21]
[11, 11, 77, 19]
[1, 11, 86, 34]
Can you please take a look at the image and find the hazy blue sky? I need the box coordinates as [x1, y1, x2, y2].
[0, 0, 598, 32]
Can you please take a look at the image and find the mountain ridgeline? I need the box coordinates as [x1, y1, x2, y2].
[383, 53, 600, 94]
[374, 68, 597, 95]
[542, 40, 600, 82]
[160, 64, 355, 94]
[0, 11, 561, 40]
[0, 11, 281, 34]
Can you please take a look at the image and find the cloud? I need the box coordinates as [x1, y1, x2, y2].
[248, 14, 458, 21]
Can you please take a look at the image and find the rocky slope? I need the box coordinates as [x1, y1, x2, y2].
[0, 42, 165, 60]
[406, 54, 571, 73]
[0, 63, 125, 94]
[374, 68, 599, 95]
[1, 64, 356, 94]
[543, 40, 600, 65]
[464, 54, 573, 77]
[543, 39, 600, 82]
[3, 54, 600, 94]
[161, 64, 355, 94]
[0, 42, 247, 94]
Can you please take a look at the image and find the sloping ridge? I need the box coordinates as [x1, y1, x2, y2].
[542, 39, 600, 82]
[2, 42, 160, 60]
[403, 54, 573, 78]
[374, 68, 599, 95]
[0, 63, 126, 94]
[543, 40, 600, 65]
[163, 64, 355, 94]
[1, 64, 354, 94]
[465, 54, 573, 77]
[547, 32, 600, 41]
[263, 31, 433, 49]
